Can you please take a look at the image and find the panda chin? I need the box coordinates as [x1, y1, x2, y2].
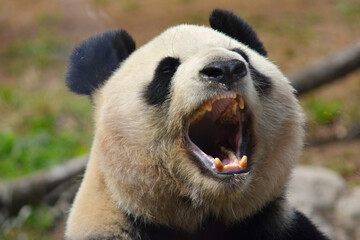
[185, 91, 253, 176]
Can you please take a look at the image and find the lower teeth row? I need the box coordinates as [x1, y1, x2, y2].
[214, 146, 247, 172]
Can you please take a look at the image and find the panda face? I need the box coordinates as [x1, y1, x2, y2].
[140, 26, 256, 177]
[66, 9, 304, 231]
[98, 23, 302, 207]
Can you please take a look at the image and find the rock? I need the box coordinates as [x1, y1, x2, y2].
[288, 165, 347, 238]
[335, 187, 360, 240]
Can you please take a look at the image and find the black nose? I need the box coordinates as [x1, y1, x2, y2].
[199, 60, 247, 86]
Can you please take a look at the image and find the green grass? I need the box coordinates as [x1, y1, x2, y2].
[302, 97, 342, 125]
[0, 130, 89, 179]
[0, 83, 92, 179]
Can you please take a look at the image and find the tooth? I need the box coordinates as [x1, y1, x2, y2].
[223, 164, 241, 171]
[204, 100, 212, 111]
[214, 158, 223, 172]
[220, 146, 238, 163]
[237, 96, 245, 110]
[238, 155, 247, 169]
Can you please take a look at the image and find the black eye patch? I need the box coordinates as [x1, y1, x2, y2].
[249, 65, 272, 95]
[143, 57, 181, 106]
[232, 48, 272, 95]
[231, 48, 249, 62]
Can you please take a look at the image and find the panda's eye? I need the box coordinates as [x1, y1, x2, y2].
[231, 48, 249, 62]
[157, 57, 181, 74]
[143, 57, 181, 106]
[161, 66, 175, 74]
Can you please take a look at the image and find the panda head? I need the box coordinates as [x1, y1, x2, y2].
[66, 9, 304, 230]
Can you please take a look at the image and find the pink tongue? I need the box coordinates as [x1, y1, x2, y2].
[222, 159, 234, 165]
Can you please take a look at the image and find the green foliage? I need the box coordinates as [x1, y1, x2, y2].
[303, 98, 342, 125]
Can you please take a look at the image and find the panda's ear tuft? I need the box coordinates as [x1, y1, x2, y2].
[209, 9, 267, 57]
[66, 30, 136, 96]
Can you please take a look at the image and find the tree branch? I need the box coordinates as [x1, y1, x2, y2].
[288, 41, 360, 95]
[0, 155, 87, 216]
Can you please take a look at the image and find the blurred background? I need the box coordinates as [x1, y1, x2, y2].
[0, 0, 359, 239]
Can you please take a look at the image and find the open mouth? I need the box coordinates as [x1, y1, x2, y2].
[185, 91, 252, 175]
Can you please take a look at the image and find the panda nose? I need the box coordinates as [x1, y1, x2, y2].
[199, 60, 247, 86]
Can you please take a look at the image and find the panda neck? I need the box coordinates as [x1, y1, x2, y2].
[124, 197, 294, 240]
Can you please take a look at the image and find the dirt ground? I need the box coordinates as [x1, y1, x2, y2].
[1, 0, 359, 238]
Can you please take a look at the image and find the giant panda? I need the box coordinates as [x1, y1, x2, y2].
[64, 9, 330, 240]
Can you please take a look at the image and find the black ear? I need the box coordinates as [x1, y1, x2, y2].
[66, 30, 136, 96]
[209, 9, 267, 57]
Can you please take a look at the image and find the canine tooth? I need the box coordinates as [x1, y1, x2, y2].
[214, 158, 223, 172]
[238, 155, 247, 169]
[204, 100, 212, 111]
[237, 96, 245, 110]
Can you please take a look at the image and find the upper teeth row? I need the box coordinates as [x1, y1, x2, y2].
[214, 92, 237, 100]
[213, 93, 244, 110]
[191, 93, 245, 124]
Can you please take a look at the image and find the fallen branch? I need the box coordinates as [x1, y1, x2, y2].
[288, 41, 360, 95]
[0, 155, 87, 216]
